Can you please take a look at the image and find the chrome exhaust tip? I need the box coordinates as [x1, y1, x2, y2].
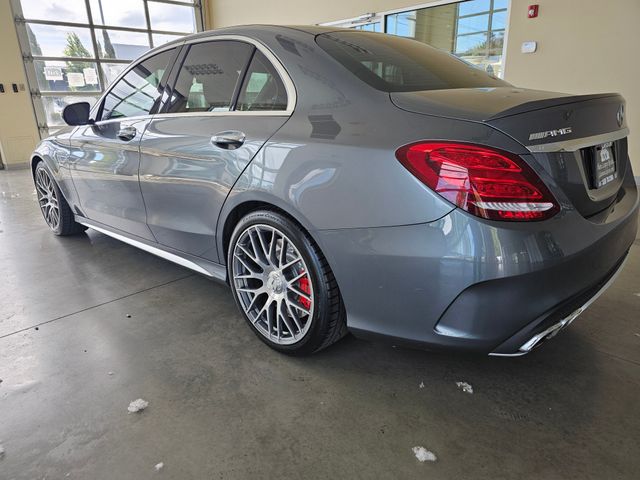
[518, 307, 584, 353]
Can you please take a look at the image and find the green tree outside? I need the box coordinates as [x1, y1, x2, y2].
[62, 33, 94, 91]
[460, 32, 504, 57]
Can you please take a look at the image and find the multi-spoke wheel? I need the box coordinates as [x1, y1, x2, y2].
[232, 224, 314, 344]
[35, 164, 61, 230]
[228, 210, 347, 354]
[33, 162, 86, 236]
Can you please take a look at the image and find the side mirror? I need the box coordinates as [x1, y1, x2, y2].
[62, 102, 93, 126]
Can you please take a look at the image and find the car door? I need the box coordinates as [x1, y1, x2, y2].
[68, 47, 179, 240]
[139, 39, 293, 262]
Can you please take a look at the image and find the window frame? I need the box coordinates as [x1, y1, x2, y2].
[155, 35, 296, 118]
[453, 2, 507, 58]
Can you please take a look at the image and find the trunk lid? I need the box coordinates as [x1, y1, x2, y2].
[391, 87, 630, 218]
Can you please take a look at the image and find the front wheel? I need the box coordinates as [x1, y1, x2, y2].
[34, 162, 86, 236]
[228, 210, 347, 355]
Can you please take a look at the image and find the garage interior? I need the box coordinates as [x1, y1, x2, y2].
[1, 0, 639, 478]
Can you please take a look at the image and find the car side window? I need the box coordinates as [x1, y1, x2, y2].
[236, 51, 288, 111]
[165, 41, 253, 114]
[100, 48, 175, 121]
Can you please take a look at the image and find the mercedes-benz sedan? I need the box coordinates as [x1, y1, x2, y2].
[31, 26, 638, 356]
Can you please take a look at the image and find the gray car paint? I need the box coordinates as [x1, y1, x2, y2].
[30, 25, 639, 354]
[390, 87, 573, 122]
[315, 175, 637, 352]
[140, 114, 289, 261]
[68, 118, 156, 240]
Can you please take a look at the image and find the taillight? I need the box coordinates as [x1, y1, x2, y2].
[395, 142, 559, 221]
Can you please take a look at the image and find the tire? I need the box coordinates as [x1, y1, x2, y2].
[228, 209, 347, 355]
[34, 162, 87, 236]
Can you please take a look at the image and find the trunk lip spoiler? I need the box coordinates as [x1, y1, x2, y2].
[486, 92, 621, 121]
[526, 127, 629, 153]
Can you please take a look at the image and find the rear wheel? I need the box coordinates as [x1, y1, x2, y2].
[34, 162, 86, 236]
[228, 210, 347, 354]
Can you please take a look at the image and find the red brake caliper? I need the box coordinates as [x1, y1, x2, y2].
[298, 274, 311, 310]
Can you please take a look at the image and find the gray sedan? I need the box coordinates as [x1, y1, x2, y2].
[30, 26, 638, 356]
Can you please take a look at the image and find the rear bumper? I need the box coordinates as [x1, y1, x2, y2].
[314, 180, 638, 354]
[489, 252, 629, 356]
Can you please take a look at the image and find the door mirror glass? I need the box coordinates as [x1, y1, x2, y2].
[62, 101, 92, 125]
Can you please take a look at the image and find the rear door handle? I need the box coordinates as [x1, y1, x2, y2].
[211, 130, 245, 150]
[117, 126, 137, 141]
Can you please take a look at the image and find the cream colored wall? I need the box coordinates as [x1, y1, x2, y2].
[504, 0, 640, 172]
[209, 0, 427, 27]
[209, 0, 640, 173]
[0, 0, 39, 168]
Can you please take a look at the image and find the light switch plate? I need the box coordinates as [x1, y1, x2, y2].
[521, 41, 537, 54]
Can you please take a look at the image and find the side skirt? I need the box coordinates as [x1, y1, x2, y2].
[76, 216, 228, 282]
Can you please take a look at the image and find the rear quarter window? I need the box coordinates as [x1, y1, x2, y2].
[236, 50, 288, 111]
[316, 31, 509, 93]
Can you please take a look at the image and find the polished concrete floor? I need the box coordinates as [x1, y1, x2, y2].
[1, 168, 639, 480]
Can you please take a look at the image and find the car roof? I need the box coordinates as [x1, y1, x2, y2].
[160, 24, 345, 49]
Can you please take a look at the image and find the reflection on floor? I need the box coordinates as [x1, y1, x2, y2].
[1, 169, 639, 479]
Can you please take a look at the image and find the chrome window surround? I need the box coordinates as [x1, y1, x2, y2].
[90, 34, 297, 126]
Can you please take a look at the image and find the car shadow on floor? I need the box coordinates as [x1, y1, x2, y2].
[283, 326, 605, 427]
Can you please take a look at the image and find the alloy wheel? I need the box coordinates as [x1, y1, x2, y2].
[35, 167, 60, 230]
[231, 224, 314, 345]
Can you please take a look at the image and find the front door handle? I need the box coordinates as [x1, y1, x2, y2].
[211, 130, 245, 150]
[117, 126, 137, 141]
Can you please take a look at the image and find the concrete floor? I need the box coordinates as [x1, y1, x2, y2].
[0, 168, 639, 480]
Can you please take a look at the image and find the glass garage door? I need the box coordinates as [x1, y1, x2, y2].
[10, 0, 204, 138]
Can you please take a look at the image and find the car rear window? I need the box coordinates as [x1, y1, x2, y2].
[316, 31, 509, 93]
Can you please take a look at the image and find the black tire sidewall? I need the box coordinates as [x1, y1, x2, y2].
[227, 210, 332, 355]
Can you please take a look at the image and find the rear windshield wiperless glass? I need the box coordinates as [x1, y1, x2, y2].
[316, 31, 509, 93]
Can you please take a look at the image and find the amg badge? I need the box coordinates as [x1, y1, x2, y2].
[528, 127, 573, 141]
